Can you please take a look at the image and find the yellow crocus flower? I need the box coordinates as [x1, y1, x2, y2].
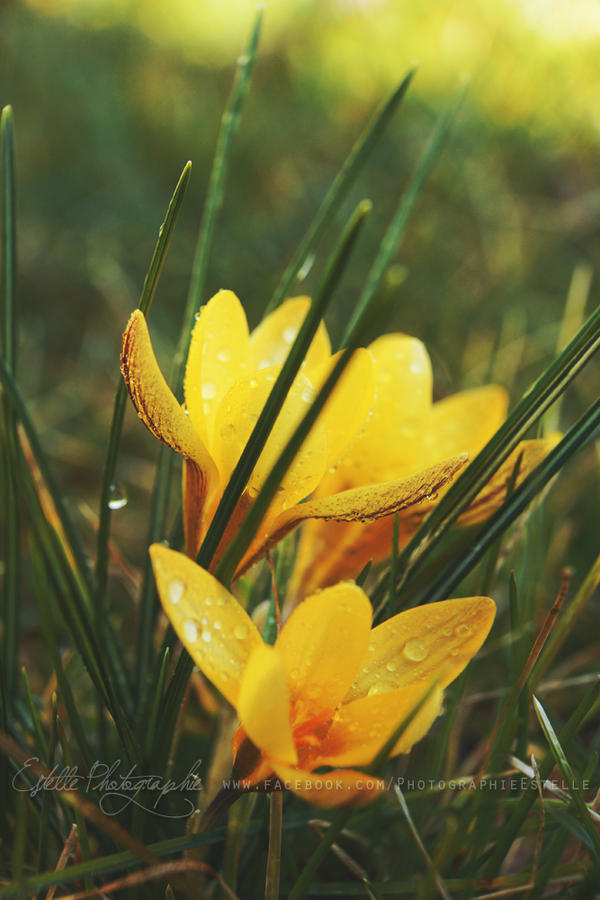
[151, 544, 495, 808]
[121, 290, 468, 573]
[288, 335, 560, 605]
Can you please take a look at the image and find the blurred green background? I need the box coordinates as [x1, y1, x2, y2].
[1, 0, 598, 579]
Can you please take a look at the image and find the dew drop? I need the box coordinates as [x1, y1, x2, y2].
[237, 53, 250, 66]
[426, 492, 438, 502]
[385, 660, 397, 673]
[183, 619, 199, 643]
[403, 639, 428, 662]
[450, 649, 459, 657]
[108, 482, 127, 510]
[194, 311, 201, 321]
[216, 596, 226, 607]
[283, 326, 297, 344]
[201, 629, 212, 644]
[217, 347, 231, 362]
[455, 624, 471, 636]
[220, 424, 236, 441]
[302, 385, 316, 404]
[290, 668, 299, 681]
[234, 624, 248, 640]
[205, 596, 213, 606]
[213, 621, 222, 631]
[249, 377, 258, 388]
[443, 628, 452, 637]
[168, 579, 185, 605]
[368, 682, 390, 696]
[202, 382, 217, 399]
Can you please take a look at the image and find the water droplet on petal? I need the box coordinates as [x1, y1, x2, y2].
[368, 682, 390, 696]
[426, 492, 438, 502]
[283, 326, 297, 344]
[443, 628, 452, 636]
[385, 660, 397, 673]
[217, 347, 231, 362]
[403, 639, 428, 662]
[455, 624, 471, 636]
[216, 596, 226, 607]
[234, 624, 248, 640]
[213, 621, 222, 631]
[201, 629, 212, 644]
[450, 649, 459, 657]
[108, 483, 127, 510]
[302, 385, 316, 403]
[169, 579, 185, 605]
[237, 53, 249, 66]
[202, 382, 217, 399]
[183, 619, 199, 643]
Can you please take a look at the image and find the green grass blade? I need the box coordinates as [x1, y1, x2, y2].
[95, 161, 192, 611]
[483, 678, 600, 875]
[20, 668, 48, 760]
[1, 105, 16, 371]
[287, 808, 354, 900]
[533, 695, 600, 857]
[338, 95, 461, 349]
[407, 396, 600, 606]
[135, 13, 262, 716]
[1, 105, 19, 708]
[213, 199, 371, 584]
[172, 9, 263, 389]
[0, 354, 94, 595]
[264, 69, 415, 317]
[394, 300, 600, 595]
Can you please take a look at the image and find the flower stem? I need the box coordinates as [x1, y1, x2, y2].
[265, 791, 283, 900]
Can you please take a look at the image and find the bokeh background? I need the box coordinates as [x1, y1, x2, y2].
[1, 0, 599, 581]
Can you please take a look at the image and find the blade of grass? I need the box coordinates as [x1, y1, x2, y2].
[1, 105, 19, 709]
[135, 13, 262, 719]
[483, 677, 600, 876]
[394, 301, 600, 598]
[20, 668, 48, 760]
[96, 160, 192, 616]
[214, 199, 372, 584]
[402, 396, 600, 608]
[264, 68, 416, 317]
[533, 695, 600, 856]
[338, 95, 462, 349]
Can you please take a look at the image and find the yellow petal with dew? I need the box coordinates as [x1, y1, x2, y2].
[336, 334, 433, 484]
[315, 681, 444, 767]
[459, 435, 561, 527]
[271, 763, 385, 808]
[150, 544, 261, 708]
[307, 348, 375, 470]
[237, 644, 297, 765]
[121, 310, 218, 483]
[184, 289, 250, 451]
[422, 385, 509, 466]
[212, 365, 328, 508]
[245, 453, 468, 590]
[345, 596, 496, 703]
[275, 582, 372, 719]
[249, 296, 331, 372]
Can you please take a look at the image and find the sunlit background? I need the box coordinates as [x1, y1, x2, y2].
[1, 0, 598, 575]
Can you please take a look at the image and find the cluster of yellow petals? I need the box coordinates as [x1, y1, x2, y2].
[151, 544, 495, 808]
[121, 289, 556, 588]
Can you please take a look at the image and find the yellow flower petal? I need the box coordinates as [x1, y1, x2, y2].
[237, 644, 297, 765]
[336, 334, 433, 484]
[184, 290, 250, 451]
[249, 296, 331, 372]
[459, 436, 561, 527]
[275, 583, 372, 718]
[121, 310, 218, 482]
[212, 365, 328, 509]
[345, 596, 496, 703]
[278, 455, 468, 603]
[315, 682, 444, 767]
[271, 763, 385, 808]
[423, 385, 509, 466]
[307, 348, 375, 469]
[149, 544, 261, 708]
